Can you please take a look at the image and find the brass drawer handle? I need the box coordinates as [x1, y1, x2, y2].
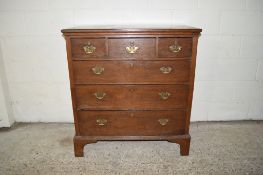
[96, 118, 107, 126]
[160, 66, 173, 74]
[92, 66, 104, 75]
[159, 92, 171, 100]
[126, 42, 139, 54]
[83, 41, 96, 54]
[94, 92, 106, 100]
[158, 118, 169, 126]
[169, 41, 182, 53]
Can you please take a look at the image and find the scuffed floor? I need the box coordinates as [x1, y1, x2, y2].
[0, 121, 262, 175]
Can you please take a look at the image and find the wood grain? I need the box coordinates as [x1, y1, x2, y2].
[72, 60, 191, 84]
[78, 110, 186, 136]
[62, 27, 202, 157]
[71, 38, 106, 58]
[75, 85, 189, 110]
[108, 38, 155, 58]
[158, 38, 192, 58]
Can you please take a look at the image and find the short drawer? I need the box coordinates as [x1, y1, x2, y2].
[158, 38, 192, 58]
[71, 38, 106, 59]
[78, 110, 186, 136]
[108, 38, 155, 58]
[75, 85, 189, 110]
[73, 60, 191, 84]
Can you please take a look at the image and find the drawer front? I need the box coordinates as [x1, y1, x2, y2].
[71, 38, 106, 59]
[75, 85, 189, 110]
[78, 111, 186, 136]
[73, 60, 191, 84]
[108, 38, 155, 58]
[158, 38, 192, 58]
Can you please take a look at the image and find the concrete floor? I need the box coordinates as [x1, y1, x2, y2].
[0, 122, 262, 175]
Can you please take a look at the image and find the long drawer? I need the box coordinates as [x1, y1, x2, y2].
[78, 110, 186, 136]
[75, 85, 189, 110]
[73, 60, 191, 84]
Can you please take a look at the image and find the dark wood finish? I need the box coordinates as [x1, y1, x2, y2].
[73, 136, 97, 157]
[108, 38, 155, 58]
[65, 37, 81, 135]
[185, 36, 199, 134]
[61, 26, 202, 36]
[74, 134, 191, 156]
[73, 60, 191, 84]
[75, 85, 189, 110]
[78, 110, 186, 136]
[62, 26, 201, 157]
[168, 134, 191, 156]
[158, 38, 192, 58]
[71, 38, 106, 58]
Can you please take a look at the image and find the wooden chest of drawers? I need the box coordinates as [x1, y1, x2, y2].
[62, 26, 202, 157]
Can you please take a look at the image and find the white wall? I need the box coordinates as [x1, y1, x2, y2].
[0, 79, 13, 127]
[0, 0, 262, 122]
[0, 40, 14, 127]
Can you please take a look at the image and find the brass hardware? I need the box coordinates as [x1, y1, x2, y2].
[160, 66, 173, 74]
[158, 118, 169, 126]
[96, 118, 107, 126]
[92, 66, 104, 75]
[126, 42, 139, 54]
[94, 92, 106, 100]
[159, 92, 171, 100]
[83, 41, 96, 54]
[169, 41, 182, 53]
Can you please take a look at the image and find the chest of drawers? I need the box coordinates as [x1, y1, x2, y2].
[62, 26, 202, 157]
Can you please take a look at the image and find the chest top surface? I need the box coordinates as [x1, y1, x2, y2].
[61, 25, 202, 35]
